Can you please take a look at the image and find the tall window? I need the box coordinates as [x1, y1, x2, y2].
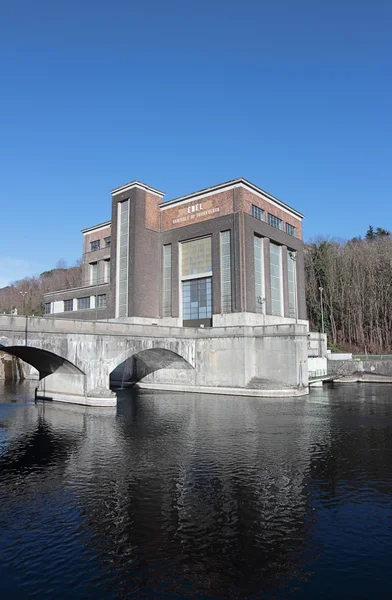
[286, 223, 296, 237]
[254, 236, 265, 313]
[64, 299, 73, 312]
[117, 200, 129, 317]
[270, 243, 283, 316]
[45, 303, 51, 315]
[220, 231, 232, 313]
[163, 245, 172, 317]
[268, 214, 283, 231]
[104, 259, 110, 283]
[287, 252, 297, 318]
[78, 297, 90, 310]
[252, 205, 265, 222]
[181, 237, 211, 276]
[104, 236, 111, 247]
[181, 237, 212, 326]
[90, 240, 100, 251]
[90, 262, 98, 285]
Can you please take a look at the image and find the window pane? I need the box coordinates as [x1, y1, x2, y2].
[181, 237, 211, 276]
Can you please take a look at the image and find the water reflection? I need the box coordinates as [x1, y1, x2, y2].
[1, 382, 392, 598]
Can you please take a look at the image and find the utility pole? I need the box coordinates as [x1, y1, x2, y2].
[19, 291, 27, 315]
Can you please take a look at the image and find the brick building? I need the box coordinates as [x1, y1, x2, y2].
[44, 178, 307, 327]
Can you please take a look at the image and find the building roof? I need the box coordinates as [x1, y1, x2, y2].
[81, 221, 111, 234]
[110, 180, 165, 197]
[161, 178, 304, 219]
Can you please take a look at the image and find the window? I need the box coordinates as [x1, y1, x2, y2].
[104, 236, 111, 247]
[182, 278, 212, 322]
[117, 199, 129, 317]
[286, 223, 296, 237]
[270, 243, 283, 316]
[254, 236, 265, 313]
[64, 299, 73, 312]
[268, 214, 283, 231]
[90, 240, 100, 252]
[90, 262, 98, 285]
[78, 297, 90, 310]
[220, 231, 232, 313]
[104, 259, 110, 283]
[97, 294, 107, 308]
[287, 252, 297, 318]
[181, 237, 211, 276]
[163, 245, 172, 317]
[252, 205, 265, 222]
[45, 303, 51, 315]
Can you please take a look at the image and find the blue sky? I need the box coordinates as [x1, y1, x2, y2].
[1, 0, 391, 287]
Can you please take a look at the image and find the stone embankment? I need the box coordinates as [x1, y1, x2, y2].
[328, 356, 392, 384]
[0, 351, 39, 381]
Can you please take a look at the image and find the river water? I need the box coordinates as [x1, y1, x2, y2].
[1, 381, 392, 599]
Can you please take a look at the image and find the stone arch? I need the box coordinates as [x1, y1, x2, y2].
[110, 347, 193, 389]
[0, 345, 84, 380]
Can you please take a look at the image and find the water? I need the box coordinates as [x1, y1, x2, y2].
[1, 381, 392, 599]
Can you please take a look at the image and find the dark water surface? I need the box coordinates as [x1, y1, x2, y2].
[1, 381, 392, 599]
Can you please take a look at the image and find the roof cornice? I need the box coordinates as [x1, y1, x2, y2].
[111, 180, 165, 198]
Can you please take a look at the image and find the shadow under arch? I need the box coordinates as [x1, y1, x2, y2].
[0, 344, 84, 380]
[110, 347, 193, 389]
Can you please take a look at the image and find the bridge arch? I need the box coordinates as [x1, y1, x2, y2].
[109, 347, 193, 389]
[0, 345, 84, 380]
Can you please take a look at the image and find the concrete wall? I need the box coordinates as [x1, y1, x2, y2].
[0, 351, 39, 380]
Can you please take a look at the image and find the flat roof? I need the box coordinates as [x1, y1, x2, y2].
[111, 180, 165, 197]
[161, 178, 304, 219]
[81, 221, 111, 234]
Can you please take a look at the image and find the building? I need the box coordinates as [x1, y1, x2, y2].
[44, 178, 306, 328]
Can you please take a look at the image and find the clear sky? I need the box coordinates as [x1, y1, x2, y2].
[1, 0, 391, 287]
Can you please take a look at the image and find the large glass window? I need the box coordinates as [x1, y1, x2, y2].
[182, 278, 212, 323]
[45, 303, 51, 315]
[181, 237, 211, 277]
[64, 299, 73, 312]
[220, 231, 232, 313]
[163, 245, 172, 317]
[254, 236, 265, 313]
[287, 251, 297, 317]
[78, 297, 90, 310]
[90, 240, 100, 251]
[104, 236, 111, 247]
[117, 200, 129, 317]
[268, 214, 283, 231]
[270, 243, 283, 316]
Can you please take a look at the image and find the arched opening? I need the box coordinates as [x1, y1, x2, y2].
[110, 348, 193, 390]
[0, 345, 84, 380]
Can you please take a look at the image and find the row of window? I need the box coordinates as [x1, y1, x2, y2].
[251, 205, 296, 237]
[90, 236, 111, 252]
[45, 294, 107, 314]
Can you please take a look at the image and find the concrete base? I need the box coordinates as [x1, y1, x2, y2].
[35, 388, 117, 407]
[136, 382, 309, 398]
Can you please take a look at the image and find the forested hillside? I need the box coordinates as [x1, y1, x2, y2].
[305, 227, 392, 354]
[0, 261, 82, 316]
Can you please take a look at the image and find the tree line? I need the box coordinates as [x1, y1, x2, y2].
[305, 226, 392, 354]
[0, 261, 82, 317]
